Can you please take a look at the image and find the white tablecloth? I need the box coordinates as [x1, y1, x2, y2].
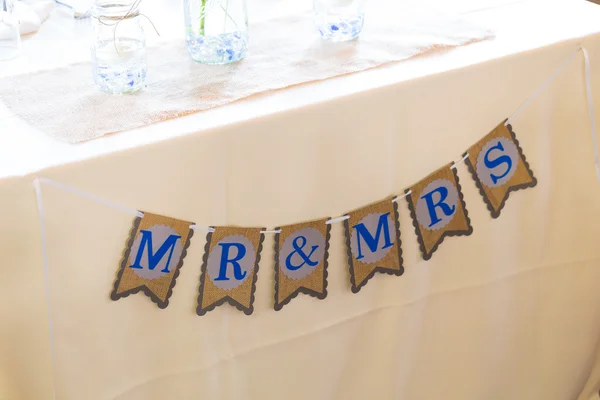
[2, 1, 600, 399]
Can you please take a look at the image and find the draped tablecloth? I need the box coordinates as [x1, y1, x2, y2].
[2, 1, 600, 399]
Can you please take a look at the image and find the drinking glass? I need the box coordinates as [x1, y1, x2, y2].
[0, 0, 21, 61]
[91, 0, 147, 93]
[314, 0, 366, 42]
[184, 0, 248, 64]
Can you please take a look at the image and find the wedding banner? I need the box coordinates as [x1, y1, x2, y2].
[110, 212, 194, 309]
[31, 47, 599, 318]
[274, 218, 331, 311]
[464, 121, 537, 218]
[405, 164, 473, 260]
[102, 119, 536, 314]
[196, 226, 265, 316]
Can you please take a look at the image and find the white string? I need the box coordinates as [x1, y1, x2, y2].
[32, 178, 57, 400]
[506, 48, 580, 126]
[190, 224, 216, 232]
[326, 215, 350, 225]
[261, 229, 282, 234]
[581, 47, 600, 183]
[392, 190, 412, 202]
[38, 177, 144, 218]
[34, 176, 355, 229]
[451, 153, 469, 169]
[190, 226, 282, 234]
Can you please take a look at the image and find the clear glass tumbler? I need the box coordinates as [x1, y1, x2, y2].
[313, 0, 365, 42]
[0, 0, 21, 61]
[183, 0, 248, 64]
[91, 0, 147, 94]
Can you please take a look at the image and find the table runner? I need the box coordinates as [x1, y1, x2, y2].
[0, 11, 492, 143]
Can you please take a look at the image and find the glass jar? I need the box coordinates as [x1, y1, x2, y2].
[313, 0, 365, 42]
[91, 0, 147, 94]
[0, 0, 21, 61]
[183, 0, 248, 64]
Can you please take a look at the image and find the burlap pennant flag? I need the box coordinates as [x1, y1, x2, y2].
[465, 121, 537, 218]
[197, 227, 265, 316]
[110, 212, 194, 309]
[344, 198, 404, 293]
[406, 164, 473, 260]
[274, 218, 331, 311]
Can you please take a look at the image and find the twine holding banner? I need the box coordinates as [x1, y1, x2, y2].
[32, 47, 598, 317]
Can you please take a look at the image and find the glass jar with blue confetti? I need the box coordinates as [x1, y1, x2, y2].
[184, 0, 248, 64]
[91, 0, 147, 94]
[314, 0, 366, 42]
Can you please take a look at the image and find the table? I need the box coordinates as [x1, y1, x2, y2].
[2, 0, 600, 399]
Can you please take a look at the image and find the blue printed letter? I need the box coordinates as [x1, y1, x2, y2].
[285, 236, 319, 271]
[484, 141, 513, 185]
[421, 187, 456, 228]
[130, 230, 182, 273]
[215, 243, 248, 281]
[353, 213, 394, 260]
